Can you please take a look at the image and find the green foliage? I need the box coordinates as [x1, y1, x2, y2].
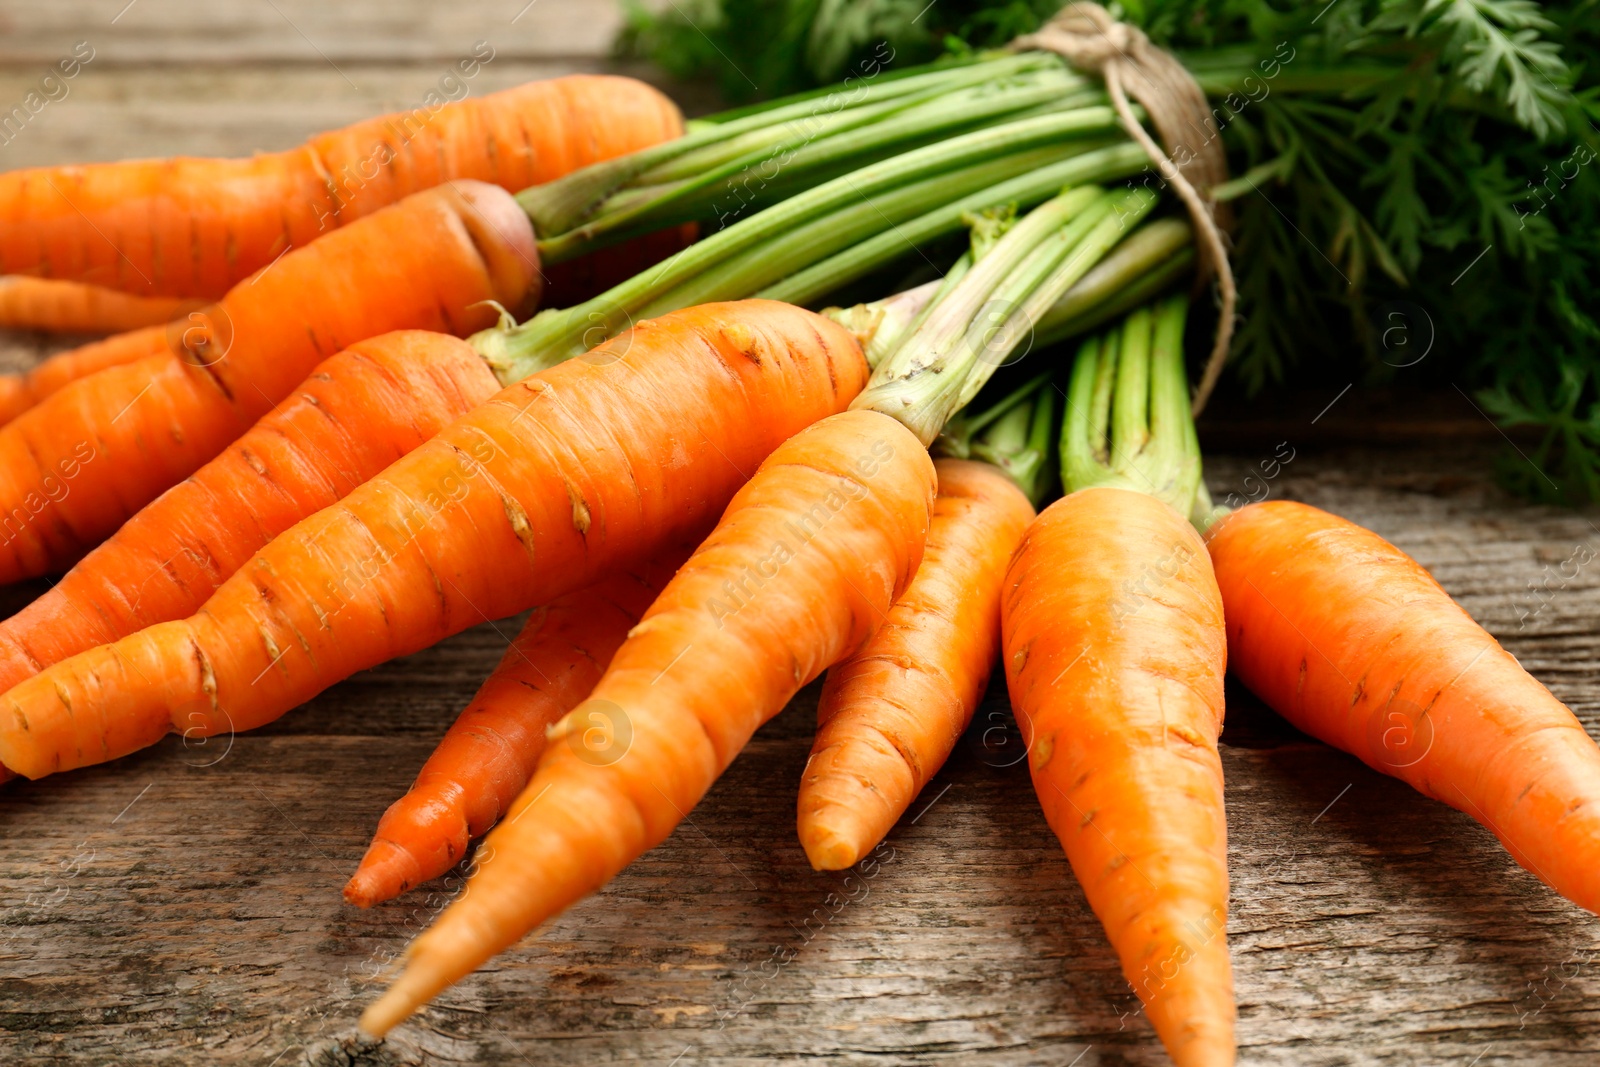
[618, 0, 1600, 500]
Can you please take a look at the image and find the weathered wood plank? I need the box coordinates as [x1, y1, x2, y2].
[0, 0, 628, 66]
[0, 60, 674, 169]
[2, 441, 1599, 1065]
[2, 1, 1599, 1061]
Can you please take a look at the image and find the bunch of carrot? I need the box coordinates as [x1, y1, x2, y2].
[2, 44, 1599, 1067]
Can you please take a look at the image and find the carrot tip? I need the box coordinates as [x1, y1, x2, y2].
[343, 837, 424, 909]
[359, 965, 440, 1039]
[800, 827, 864, 872]
[342, 872, 382, 909]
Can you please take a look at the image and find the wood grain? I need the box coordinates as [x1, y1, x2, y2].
[0, 0, 623, 65]
[2, 443, 1598, 1066]
[1, 2, 1598, 1064]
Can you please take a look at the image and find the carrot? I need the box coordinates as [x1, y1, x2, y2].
[0, 179, 539, 584]
[0, 329, 499, 704]
[0, 75, 682, 299]
[0, 231, 697, 436]
[1004, 487, 1231, 1067]
[358, 407, 934, 1035]
[0, 323, 168, 428]
[787, 190, 1177, 875]
[352, 189, 1164, 1036]
[0, 299, 869, 781]
[797, 457, 1034, 869]
[1000, 298, 1233, 1067]
[0, 277, 203, 334]
[343, 546, 693, 908]
[1206, 500, 1600, 915]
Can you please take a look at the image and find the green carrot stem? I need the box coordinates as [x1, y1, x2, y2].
[501, 141, 1093, 380]
[1112, 305, 1154, 456]
[1037, 219, 1194, 343]
[881, 250, 973, 359]
[532, 66, 1095, 262]
[830, 211, 1192, 374]
[477, 108, 1133, 384]
[824, 279, 945, 367]
[853, 183, 1159, 446]
[758, 141, 1146, 307]
[558, 78, 1090, 258]
[515, 53, 1054, 238]
[636, 144, 1082, 319]
[948, 371, 1051, 444]
[966, 205, 1019, 262]
[686, 52, 1000, 126]
[935, 371, 1058, 505]
[949, 189, 1160, 416]
[971, 378, 1058, 506]
[635, 60, 1082, 186]
[1061, 295, 1202, 517]
[852, 186, 1109, 440]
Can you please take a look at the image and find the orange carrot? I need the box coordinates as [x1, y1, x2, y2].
[797, 457, 1034, 869]
[1207, 500, 1600, 915]
[1003, 488, 1232, 1067]
[0, 230, 696, 434]
[0, 277, 203, 334]
[358, 407, 934, 1035]
[344, 547, 693, 908]
[999, 298, 1232, 1067]
[0, 179, 538, 584]
[0, 299, 869, 781]
[0, 322, 168, 427]
[0, 330, 499, 707]
[0, 75, 682, 299]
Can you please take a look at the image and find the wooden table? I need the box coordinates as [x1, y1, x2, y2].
[1, 4, 1598, 1064]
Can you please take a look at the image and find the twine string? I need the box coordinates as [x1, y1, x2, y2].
[1012, 2, 1236, 415]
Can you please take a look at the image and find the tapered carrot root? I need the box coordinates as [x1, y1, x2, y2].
[344, 548, 692, 908]
[0, 180, 538, 585]
[1207, 500, 1600, 915]
[0, 300, 869, 781]
[798, 458, 1034, 870]
[358, 408, 935, 1037]
[0, 75, 682, 298]
[0, 277, 203, 334]
[1003, 487, 1233, 1067]
[0, 331, 499, 708]
[0, 323, 168, 427]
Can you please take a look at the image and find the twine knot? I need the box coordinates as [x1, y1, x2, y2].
[1014, 1, 1236, 415]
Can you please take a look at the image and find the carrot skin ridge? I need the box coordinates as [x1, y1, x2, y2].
[0, 180, 539, 586]
[0, 222, 693, 435]
[1207, 499, 1600, 916]
[0, 75, 683, 299]
[0, 277, 203, 336]
[1003, 487, 1235, 1067]
[344, 546, 694, 909]
[0, 324, 171, 428]
[358, 407, 936, 1037]
[798, 457, 1035, 870]
[0, 300, 870, 781]
[0, 330, 499, 708]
